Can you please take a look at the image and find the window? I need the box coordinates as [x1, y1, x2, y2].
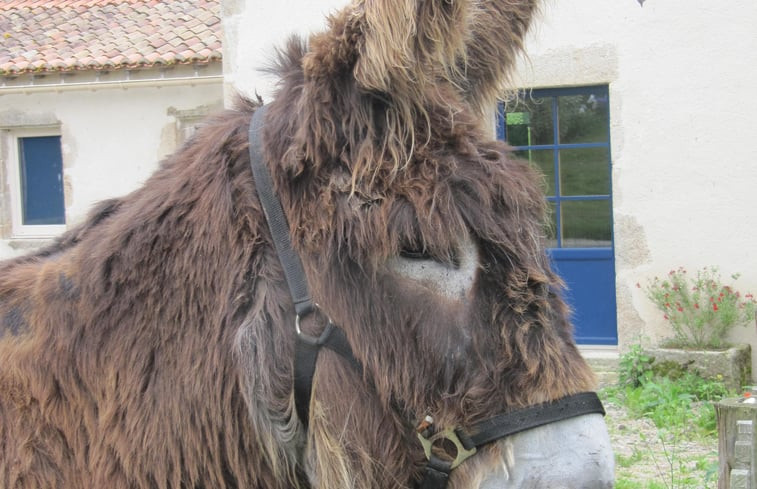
[7, 130, 66, 238]
[497, 86, 612, 249]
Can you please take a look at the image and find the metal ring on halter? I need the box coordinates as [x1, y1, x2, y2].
[296, 302, 321, 335]
[295, 305, 336, 346]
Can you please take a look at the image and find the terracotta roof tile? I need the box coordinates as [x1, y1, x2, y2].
[0, 0, 222, 75]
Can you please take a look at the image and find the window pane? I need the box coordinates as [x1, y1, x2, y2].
[557, 92, 609, 144]
[19, 136, 65, 225]
[559, 147, 611, 196]
[514, 149, 555, 196]
[561, 200, 612, 248]
[545, 201, 558, 248]
[504, 96, 553, 146]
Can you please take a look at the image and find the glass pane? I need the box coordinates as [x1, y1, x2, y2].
[514, 149, 555, 196]
[545, 201, 558, 248]
[561, 200, 612, 248]
[559, 147, 610, 196]
[19, 136, 65, 225]
[557, 92, 609, 144]
[504, 96, 553, 147]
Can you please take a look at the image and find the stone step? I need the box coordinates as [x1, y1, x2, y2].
[580, 347, 620, 389]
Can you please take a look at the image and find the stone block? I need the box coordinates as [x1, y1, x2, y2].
[646, 344, 751, 391]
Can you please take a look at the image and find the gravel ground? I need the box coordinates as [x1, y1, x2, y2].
[605, 399, 719, 488]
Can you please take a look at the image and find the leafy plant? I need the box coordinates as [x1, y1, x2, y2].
[619, 343, 654, 387]
[642, 266, 757, 349]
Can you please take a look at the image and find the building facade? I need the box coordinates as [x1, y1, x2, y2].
[0, 0, 224, 257]
[510, 0, 757, 365]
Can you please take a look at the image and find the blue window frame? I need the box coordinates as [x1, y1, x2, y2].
[17, 135, 66, 226]
[497, 86, 612, 249]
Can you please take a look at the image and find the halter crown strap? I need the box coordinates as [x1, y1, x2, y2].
[248, 105, 313, 318]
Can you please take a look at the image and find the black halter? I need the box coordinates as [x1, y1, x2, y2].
[248, 105, 605, 489]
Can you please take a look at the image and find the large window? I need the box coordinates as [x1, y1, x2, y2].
[8, 130, 66, 237]
[497, 86, 612, 249]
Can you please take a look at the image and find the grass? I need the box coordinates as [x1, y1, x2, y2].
[602, 344, 734, 488]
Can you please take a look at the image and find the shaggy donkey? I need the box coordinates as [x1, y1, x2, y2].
[0, 0, 614, 487]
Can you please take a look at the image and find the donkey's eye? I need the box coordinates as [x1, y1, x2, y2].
[399, 248, 434, 261]
[399, 247, 461, 269]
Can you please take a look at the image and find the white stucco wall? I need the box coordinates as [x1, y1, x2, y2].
[517, 0, 757, 366]
[222, 0, 343, 103]
[224, 0, 757, 370]
[0, 79, 223, 259]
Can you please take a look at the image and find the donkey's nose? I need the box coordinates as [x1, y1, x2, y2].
[477, 414, 615, 489]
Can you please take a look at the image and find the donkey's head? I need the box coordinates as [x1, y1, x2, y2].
[254, 1, 614, 487]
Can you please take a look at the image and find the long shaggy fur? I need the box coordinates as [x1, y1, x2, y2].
[0, 1, 595, 488]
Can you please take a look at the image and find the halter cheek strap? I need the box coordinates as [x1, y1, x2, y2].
[249, 104, 360, 428]
[247, 105, 606, 489]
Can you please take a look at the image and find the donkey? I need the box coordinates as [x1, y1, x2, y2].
[0, 0, 614, 487]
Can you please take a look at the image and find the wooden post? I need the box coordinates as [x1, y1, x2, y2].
[717, 397, 757, 489]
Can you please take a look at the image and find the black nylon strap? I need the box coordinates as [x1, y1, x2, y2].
[321, 326, 362, 371]
[294, 324, 363, 426]
[293, 334, 321, 427]
[418, 457, 452, 489]
[248, 106, 314, 318]
[463, 392, 605, 449]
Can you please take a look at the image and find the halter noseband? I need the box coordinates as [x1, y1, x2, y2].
[248, 105, 605, 489]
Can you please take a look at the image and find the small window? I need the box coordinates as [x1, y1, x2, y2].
[8, 131, 66, 238]
[497, 86, 612, 249]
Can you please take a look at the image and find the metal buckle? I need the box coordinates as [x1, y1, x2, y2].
[417, 427, 477, 470]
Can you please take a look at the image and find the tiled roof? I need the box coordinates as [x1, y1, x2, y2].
[0, 0, 222, 75]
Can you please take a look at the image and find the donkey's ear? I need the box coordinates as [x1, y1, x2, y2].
[456, 0, 540, 113]
[303, 1, 470, 95]
[304, 1, 538, 114]
[352, 0, 470, 96]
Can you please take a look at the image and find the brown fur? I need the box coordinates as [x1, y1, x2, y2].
[0, 1, 594, 488]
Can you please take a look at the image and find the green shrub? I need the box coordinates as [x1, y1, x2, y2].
[642, 266, 756, 349]
[610, 345, 733, 437]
